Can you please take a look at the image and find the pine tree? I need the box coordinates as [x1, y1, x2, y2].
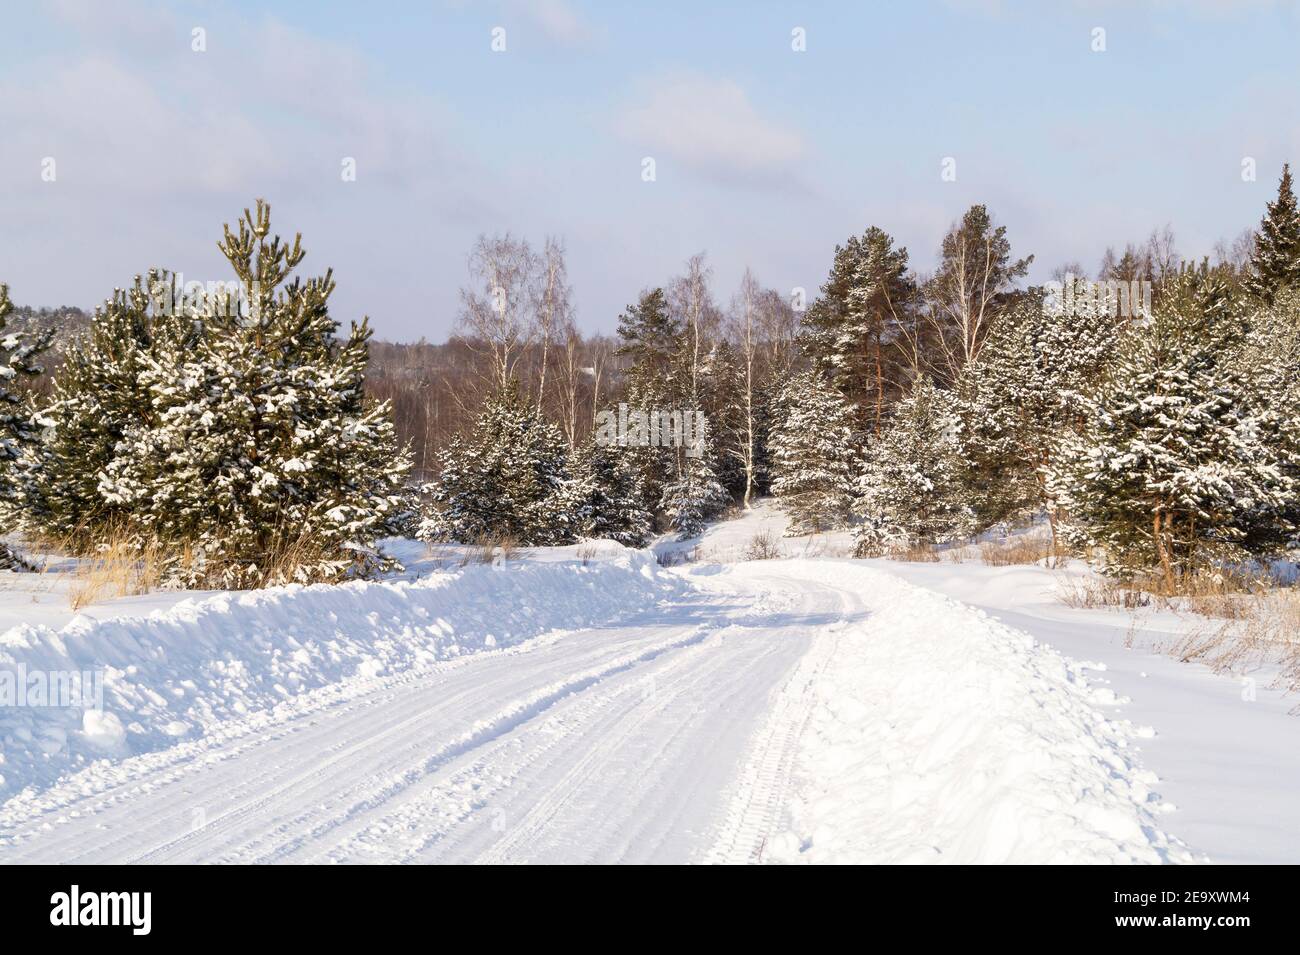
[95, 203, 411, 586]
[1247, 164, 1300, 304]
[954, 284, 1125, 541]
[659, 420, 729, 540]
[0, 283, 51, 568]
[854, 377, 975, 556]
[613, 286, 734, 535]
[768, 370, 858, 534]
[800, 226, 917, 429]
[19, 273, 178, 547]
[564, 439, 653, 546]
[1237, 286, 1300, 536]
[420, 380, 575, 546]
[925, 205, 1033, 380]
[1051, 267, 1294, 586]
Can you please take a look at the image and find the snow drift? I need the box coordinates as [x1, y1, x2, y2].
[0, 544, 676, 798]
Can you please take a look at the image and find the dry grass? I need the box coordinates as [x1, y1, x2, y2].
[1056, 563, 1300, 712]
[944, 544, 977, 563]
[743, 530, 784, 561]
[1054, 574, 1151, 609]
[1162, 588, 1300, 685]
[888, 541, 940, 563]
[462, 535, 520, 567]
[979, 536, 1062, 567]
[67, 534, 163, 610]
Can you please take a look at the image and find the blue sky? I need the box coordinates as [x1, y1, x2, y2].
[2, 0, 1299, 340]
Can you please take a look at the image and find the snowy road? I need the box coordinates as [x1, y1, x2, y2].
[0, 570, 839, 864]
[0, 554, 1200, 864]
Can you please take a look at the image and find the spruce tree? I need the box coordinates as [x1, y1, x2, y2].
[854, 377, 975, 556]
[0, 283, 51, 568]
[1247, 164, 1300, 304]
[768, 370, 858, 534]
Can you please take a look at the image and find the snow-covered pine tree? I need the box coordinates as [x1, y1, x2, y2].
[768, 369, 858, 535]
[613, 285, 733, 536]
[612, 289, 680, 522]
[659, 419, 729, 540]
[1050, 265, 1294, 587]
[98, 202, 411, 586]
[0, 283, 51, 568]
[799, 226, 916, 430]
[1237, 287, 1300, 541]
[564, 439, 653, 547]
[954, 283, 1125, 542]
[420, 379, 574, 546]
[20, 273, 179, 548]
[700, 337, 747, 499]
[853, 377, 975, 556]
[1247, 164, 1300, 304]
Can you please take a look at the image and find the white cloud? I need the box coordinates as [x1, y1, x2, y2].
[514, 0, 597, 46]
[616, 73, 808, 189]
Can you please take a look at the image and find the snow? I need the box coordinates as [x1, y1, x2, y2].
[679, 501, 1300, 864]
[0, 544, 678, 801]
[1, 502, 1296, 863]
[707, 560, 1197, 864]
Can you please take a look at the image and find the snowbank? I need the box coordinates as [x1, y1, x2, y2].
[734, 560, 1201, 864]
[0, 544, 675, 798]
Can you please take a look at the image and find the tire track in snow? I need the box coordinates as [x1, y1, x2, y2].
[702, 581, 847, 865]
[126, 625, 714, 864]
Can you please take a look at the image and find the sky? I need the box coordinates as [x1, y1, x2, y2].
[2, 0, 1299, 342]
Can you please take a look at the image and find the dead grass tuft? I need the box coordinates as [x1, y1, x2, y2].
[743, 530, 784, 561]
[67, 533, 162, 610]
[979, 537, 1062, 567]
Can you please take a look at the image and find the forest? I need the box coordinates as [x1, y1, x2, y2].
[2, 165, 1299, 596]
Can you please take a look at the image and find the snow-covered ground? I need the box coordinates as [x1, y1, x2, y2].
[1, 506, 1295, 864]
[669, 503, 1300, 865]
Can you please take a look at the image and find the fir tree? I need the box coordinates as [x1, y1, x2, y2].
[768, 370, 858, 534]
[420, 380, 574, 545]
[1247, 164, 1300, 304]
[854, 377, 975, 556]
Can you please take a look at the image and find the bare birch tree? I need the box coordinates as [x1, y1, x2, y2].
[728, 268, 762, 507]
[458, 233, 538, 391]
[922, 205, 1032, 381]
[534, 236, 572, 415]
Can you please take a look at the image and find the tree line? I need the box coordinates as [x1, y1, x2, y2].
[2, 166, 1298, 591]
